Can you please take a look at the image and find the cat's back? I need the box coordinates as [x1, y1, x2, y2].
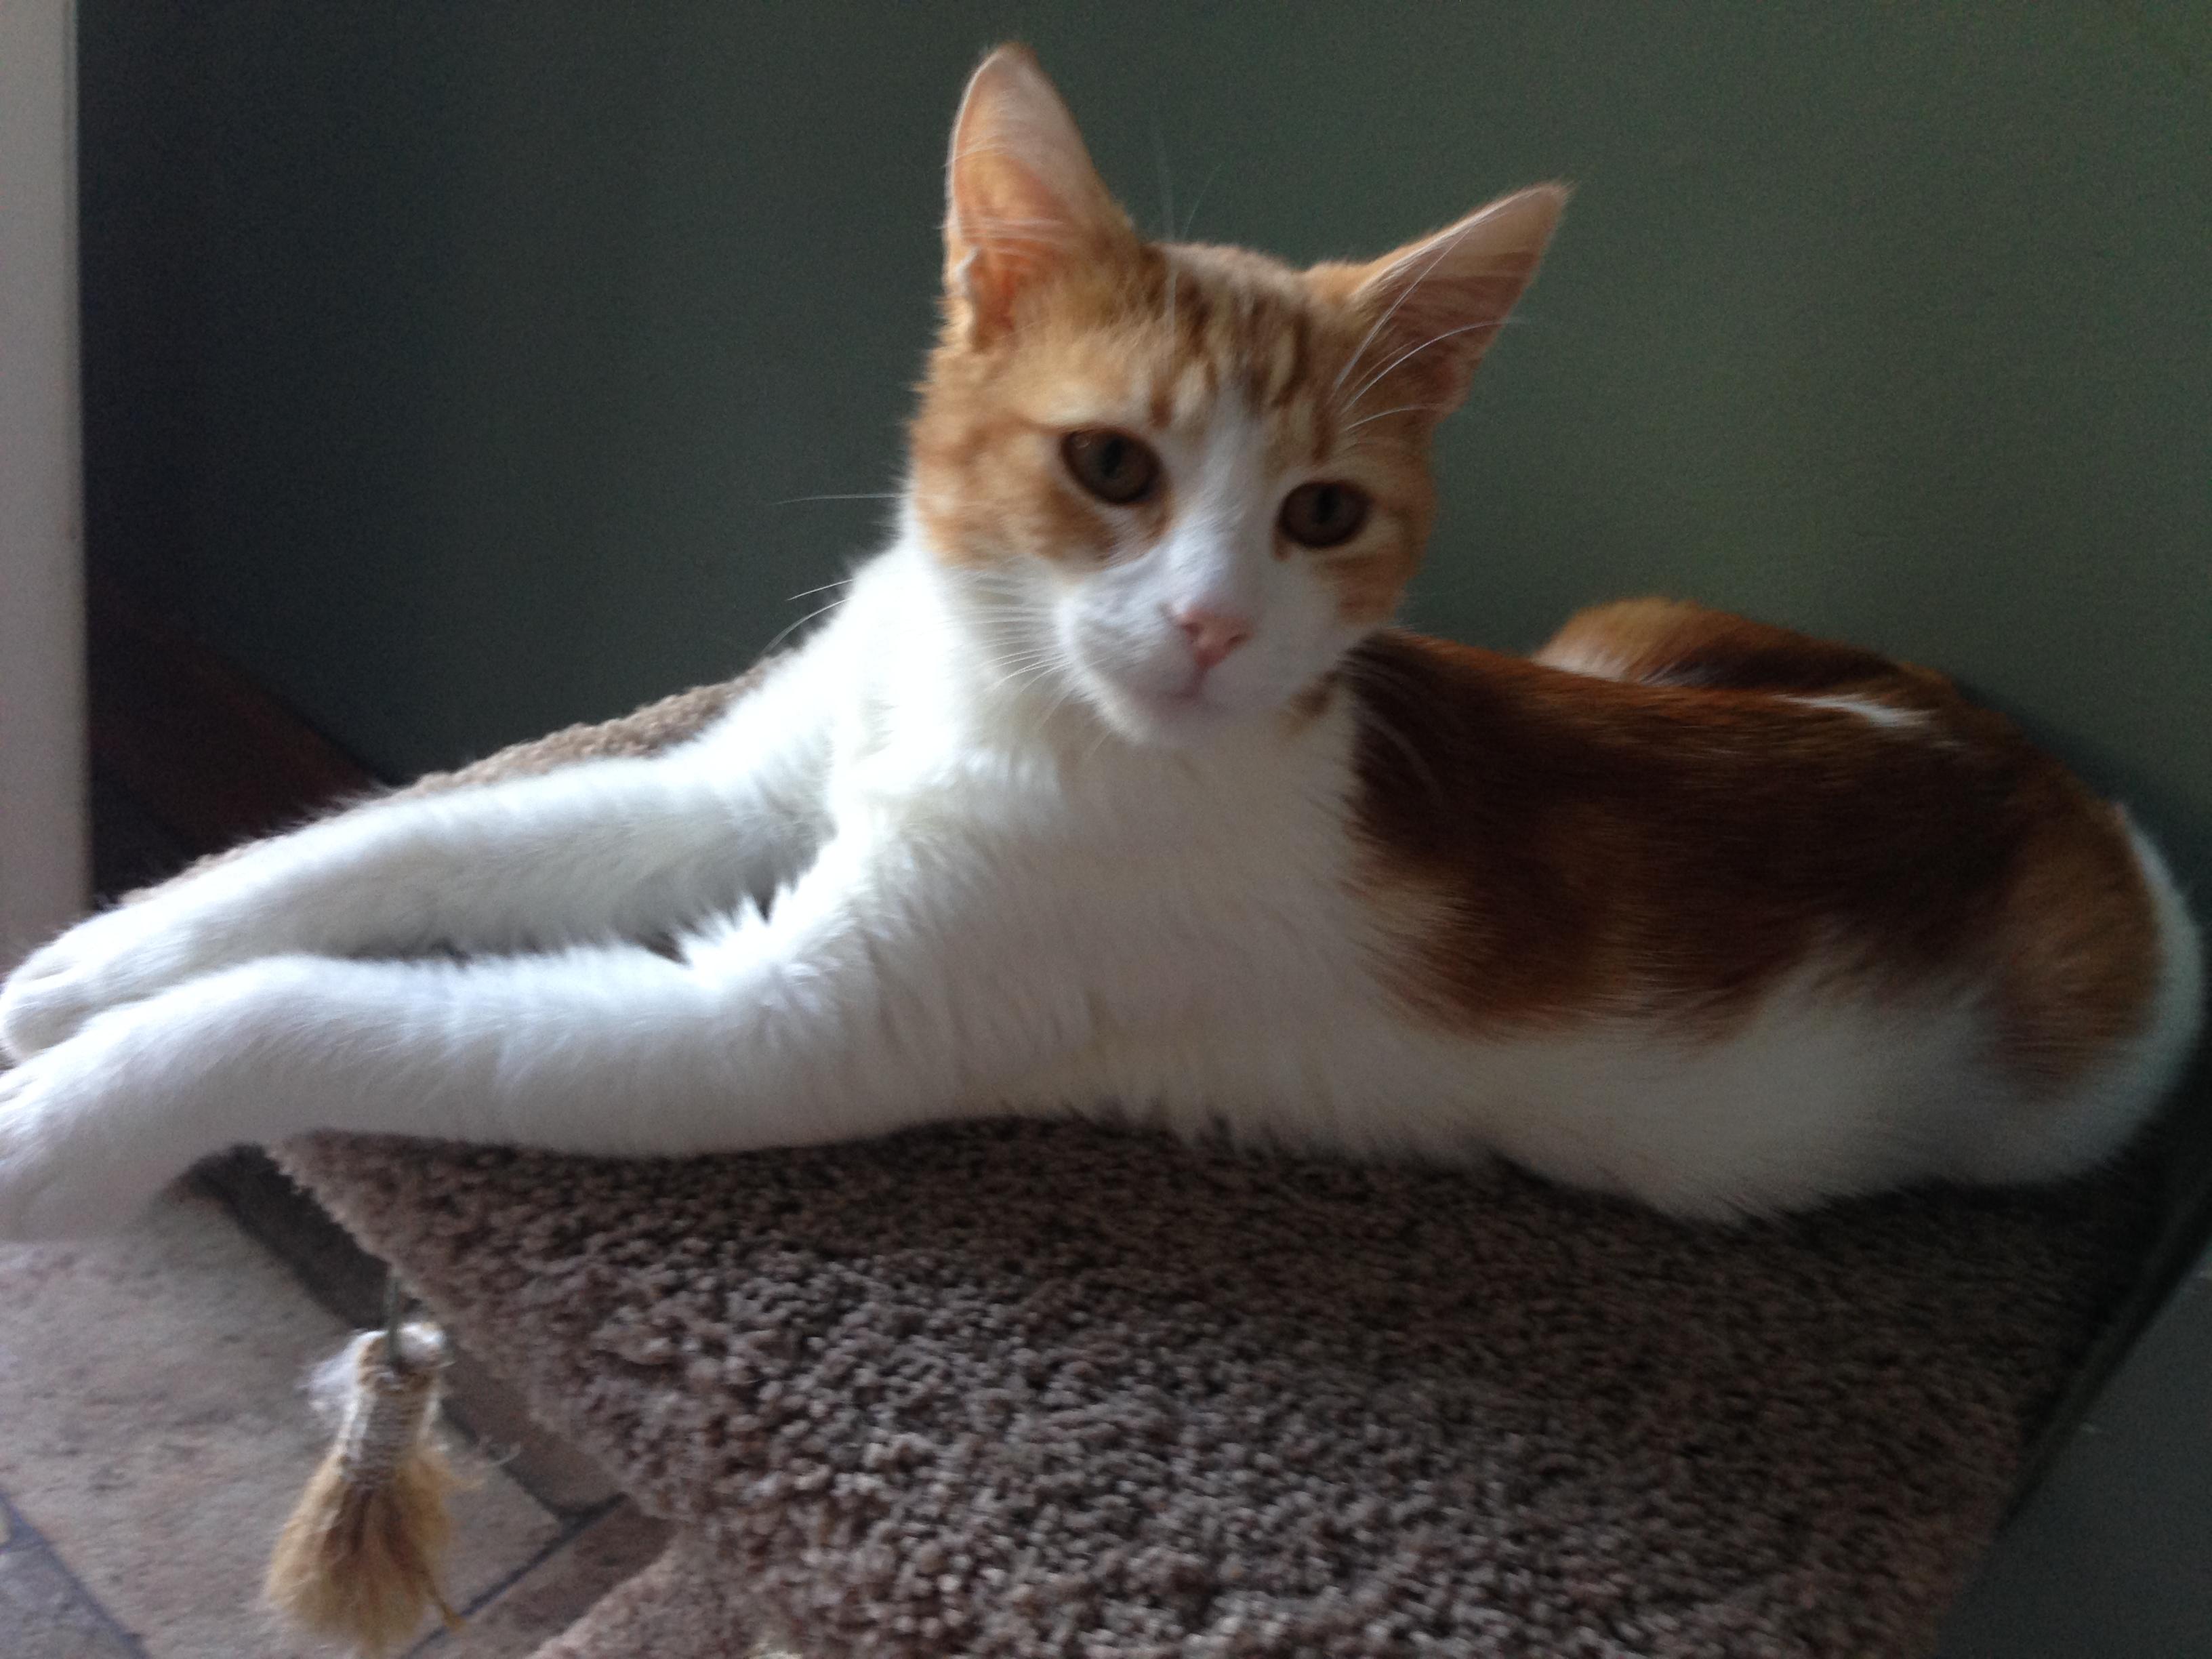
[1337, 609, 2200, 1210]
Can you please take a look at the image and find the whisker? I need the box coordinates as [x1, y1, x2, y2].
[1339, 655, 1446, 806]
[986, 663, 1060, 695]
[981, 647, 1066, 699]
[1152, 121, 1176, 242]
[969, 234, 1073, 260]
[758, 596, 848, 658]
[960, 211, 1071, 228]
[1338, 402, 1452, 434]
[1341, 319, 1500, 417]
[959, 213, 1076, 242]
[993, 652, 1057, 670]
[1329, 217, 1483, 401]
[1179, 161, 1223, 241]
[1036, 674, 1087, 731]
[952, 140, 1067, 169]
[1151, 124, 1185, 341]
[1080, 718, 1120, 769]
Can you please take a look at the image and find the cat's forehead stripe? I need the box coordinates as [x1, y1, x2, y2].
[1170, 361, 1212, 428]
[1118, 254, 1351, 451]
[1265, 313, 1312, 413]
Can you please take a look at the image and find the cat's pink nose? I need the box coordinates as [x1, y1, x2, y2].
[1172, 606, 1252, 673]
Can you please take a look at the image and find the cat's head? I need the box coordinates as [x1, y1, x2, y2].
[909, 45, 1563, 747]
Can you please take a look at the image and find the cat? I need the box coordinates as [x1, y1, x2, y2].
[0, 45, 2199, 1238]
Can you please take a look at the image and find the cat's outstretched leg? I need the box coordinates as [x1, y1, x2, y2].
[0, 648, 839, 1061]
[0, 828, 1071, 1237]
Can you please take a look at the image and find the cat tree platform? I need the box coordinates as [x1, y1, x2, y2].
[262, 677, 2163, 1658]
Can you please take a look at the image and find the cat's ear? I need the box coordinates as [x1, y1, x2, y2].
[1321, 184, 1568, 411]
[943, 45, 1133, 343]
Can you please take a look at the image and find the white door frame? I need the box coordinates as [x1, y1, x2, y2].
[0, 0, 88, 963]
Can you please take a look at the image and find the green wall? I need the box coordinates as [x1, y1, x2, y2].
[80, 3, 2212, 880]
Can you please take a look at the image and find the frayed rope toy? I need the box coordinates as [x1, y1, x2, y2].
[266, 1279, 462, 1655]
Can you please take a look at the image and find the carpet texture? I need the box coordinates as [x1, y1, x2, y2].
[526, 1530, 782, 1659]
[242, 676, 2152, 1658]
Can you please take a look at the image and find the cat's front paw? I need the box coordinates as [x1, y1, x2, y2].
[0, 1016, 205, 1240]
[1, 903, 218, 1061]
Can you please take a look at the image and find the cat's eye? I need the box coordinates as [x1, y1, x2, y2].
[1278, 480, 1371, 549]
[1061, 429, 1162, 506]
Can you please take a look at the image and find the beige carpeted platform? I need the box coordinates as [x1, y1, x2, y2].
[244, 676, 2153, 1658]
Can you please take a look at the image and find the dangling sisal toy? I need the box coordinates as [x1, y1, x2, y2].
[266, 1280, 462, 1655]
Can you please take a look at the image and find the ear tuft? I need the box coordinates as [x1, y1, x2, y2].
[944, 45, 1132, 342]
[1326, 184, 1568, 413]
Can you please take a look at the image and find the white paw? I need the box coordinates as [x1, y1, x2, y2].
[0, 1027, 191, 1239]
[1, 903, 218, 1061]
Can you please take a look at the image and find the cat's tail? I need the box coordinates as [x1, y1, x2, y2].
[1958, 816, 2204, 1184]
[1534, 596, 1950, 705]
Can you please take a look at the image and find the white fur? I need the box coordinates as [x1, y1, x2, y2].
[1034, 395, 1366, 747]
[1781, 693, 1929, 731]
[0, 473, 2201, 1238]
[1534, 641, 1639, 682]
[1946, 823, 2204, 1184]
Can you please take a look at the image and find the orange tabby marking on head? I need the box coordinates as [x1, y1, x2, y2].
[918, 48, 1565, 625]
[911, 224, 1531, 623]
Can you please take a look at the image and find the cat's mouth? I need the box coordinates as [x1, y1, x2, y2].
[1060, 622, 1270, 746]
[1086, 668, 1246, 747]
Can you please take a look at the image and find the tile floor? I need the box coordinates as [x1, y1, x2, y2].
[0, 775, 679, 1656]
[0, 1183, 670, 1657]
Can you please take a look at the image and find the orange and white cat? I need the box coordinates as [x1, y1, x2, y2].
[0, 47, 2198, 1235]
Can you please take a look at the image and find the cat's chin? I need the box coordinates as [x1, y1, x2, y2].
[1085, 679, 1257, 750]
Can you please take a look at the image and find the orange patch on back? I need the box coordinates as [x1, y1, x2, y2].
[1349, 609, 2165, 1098]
